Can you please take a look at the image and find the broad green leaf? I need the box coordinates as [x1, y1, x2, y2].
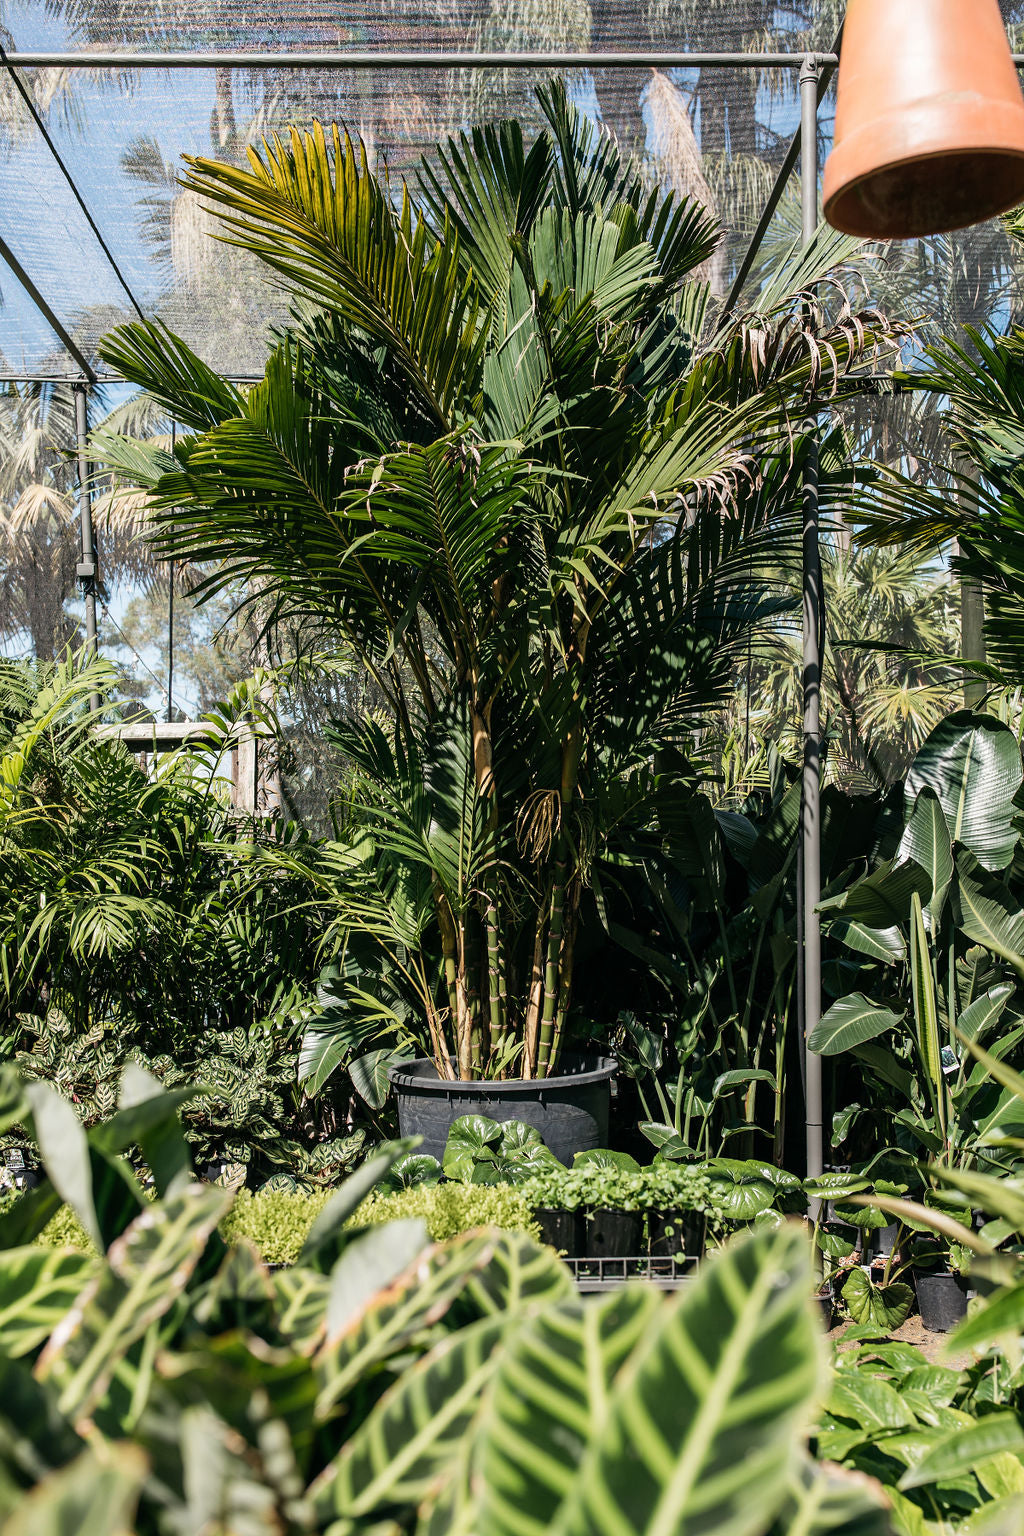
[0, 1353, 83, 1487]
[808, 994, 904, 1056]
[909, 891, 944, 1137]
[443, 1115, 504, 1180]
[818, 859, 931, 929]
[0, 1247, 98, 1358]
[381, 1154, 443, 1190]
[960, 1495, 1024, 1535]
[326, 1314, 507, 1519]
[315, 1232, 502, 1416]
[897, 789, 953, 923]
[955, 868, 1024, 981]
[478, 1287, 663, 1536]
[827, 1371, 915, 1432]
[841, 1269, 914, 1331]
[770, 1453, 891, 1535]
[2, 1443, 147, 1536]
[326, 1220, 429, 1337]
[549, 1226, 824, 1536]
[273, 1266, 331, 1354]
[458, 1229, 574, 1317]
[349, 1049, 398, 1110]
[906, 713, 1022, 872]
[573, 1149, 641, 1171]
[36, 1183, 231, 1426]
[899, 1413, 1024, 1489]
[826, 920, 905, 966]
[959, 984, 1015, 1044]
[299, 1140, 418, 1269]
[24, 1084, 99, 1250]
[92, 1063, 202, 1195]
[952, 1281, 1024, 1351]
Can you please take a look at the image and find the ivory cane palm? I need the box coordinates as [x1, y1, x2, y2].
[92, 80, 891, 1084]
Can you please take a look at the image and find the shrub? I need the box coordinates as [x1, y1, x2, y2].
[521, 1161, 711, 1215]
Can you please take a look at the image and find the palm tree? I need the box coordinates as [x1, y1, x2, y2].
[90, 81, 893, 1085]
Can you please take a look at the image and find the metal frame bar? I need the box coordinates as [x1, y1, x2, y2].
[5, 49, 840, 69]
[799, 58, 824, 1202]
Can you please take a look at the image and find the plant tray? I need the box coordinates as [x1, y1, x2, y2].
[567, 1255, 696, 1291]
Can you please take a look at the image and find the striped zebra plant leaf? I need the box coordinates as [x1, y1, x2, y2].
[769, 1453, 891, 1534]
[2, 1442, 147, 1536]
[458, 1230, 574, 1316]
[35, 1183, 232, 1427]
[273, 1266, 332, 1354]
[547, 1225, 824, 1536]
[322, 1314, 508, 1521]
[314, 1231, 501, 1418]
[0, 1247, 98, 1358]
[478, 1285, 664, 1536]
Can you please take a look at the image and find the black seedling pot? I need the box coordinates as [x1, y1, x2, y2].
[915, 1269, 969, 1333]
[648, 1210, 704, 1264]
[585, 1207, 642, 1259]
[535, 1207, 581, 1257]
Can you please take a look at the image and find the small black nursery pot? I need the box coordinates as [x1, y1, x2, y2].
[535, 1207, 582, 1257]
[915, 1269, 969, 1333]
[648, 1210, 704, 1265]
[585, 1207, 642, 1259]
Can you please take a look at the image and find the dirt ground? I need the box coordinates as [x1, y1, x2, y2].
[828, 1313, 971, 1368]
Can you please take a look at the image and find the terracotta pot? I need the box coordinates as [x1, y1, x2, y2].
[824, 0, 1024, 237]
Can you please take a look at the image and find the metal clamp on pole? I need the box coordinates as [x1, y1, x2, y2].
[73, 382, 101, 712]
[800, 54, 824, 1210]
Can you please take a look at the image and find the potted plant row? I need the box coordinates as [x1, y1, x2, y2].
[521, 1157, 713, 1267]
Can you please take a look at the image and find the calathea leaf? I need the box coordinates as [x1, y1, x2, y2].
[2, 1443, 147, 1536]
[547, 1227, 824, 1536]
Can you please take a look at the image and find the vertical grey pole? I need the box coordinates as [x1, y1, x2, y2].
[800, 55, 824, 1203]
[167, 421, 176, 723]
[73, 382, 100, 713]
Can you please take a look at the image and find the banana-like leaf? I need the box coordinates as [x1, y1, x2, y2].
[818, 859, 932, 930]
[2, 1442, 147, 1536]
[909, 892, 945, 1140]
[808, 995, 904, 1057]
[0, 1247, 98, 1358]
[478, 1286, 663, 1536]
[905, 713, 1022, 873]
[826, 920, 905, 966]
[547, 1227, 824, 1536]
[954, 867, 1024, 981]
[959, 984, 1014, 1044]
[324, 1313, 508, 1520]
[896, 789, 952, 925]
[36, 1183, 231, 1426]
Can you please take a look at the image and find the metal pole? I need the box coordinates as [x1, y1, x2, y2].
[800, 55, 824, 1202]
[73, 382, 100, 713]
[167, 422, 175, 723]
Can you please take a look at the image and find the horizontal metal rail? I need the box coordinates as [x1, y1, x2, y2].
[4, 48, 843, 70]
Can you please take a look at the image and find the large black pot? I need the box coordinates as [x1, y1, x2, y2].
[916, 1269, 969, 1333]
[389, 1054, 617, 1165]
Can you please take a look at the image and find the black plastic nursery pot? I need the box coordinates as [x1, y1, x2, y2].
[816, 1286, 835, 1330]
[915, 1269, 970, 1333]
[585, 1207, 642, 1260]
[648, 1210, 704, 1265]
[534, 1207, 582, 1257]
[389, 1054, 617, 1164]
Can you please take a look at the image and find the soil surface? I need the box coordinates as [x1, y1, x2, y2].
[828, 1313, 971, 1368]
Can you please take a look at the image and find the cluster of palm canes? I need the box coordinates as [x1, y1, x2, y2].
[90, 79, 897, 1085]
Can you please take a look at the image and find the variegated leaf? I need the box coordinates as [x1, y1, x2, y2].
[0, 1247, 99, 1358]
[36, 1183, 231, 1425]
